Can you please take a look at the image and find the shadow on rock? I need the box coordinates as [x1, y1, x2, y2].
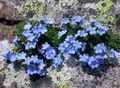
[30, 75, 57, 88]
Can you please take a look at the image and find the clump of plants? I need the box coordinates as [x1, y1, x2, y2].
[4, 16, 119, 78]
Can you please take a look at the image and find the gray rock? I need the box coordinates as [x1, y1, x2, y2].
[111, 1, 120, 17]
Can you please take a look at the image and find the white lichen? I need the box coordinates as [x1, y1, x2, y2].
[59, 0, 77, 7]
[0, 39, 14, 70]
[84, 3, 97, 10]
[4, 64, 30, 88]
[0, 40, 30, 88]
[47, 56, 78, 87]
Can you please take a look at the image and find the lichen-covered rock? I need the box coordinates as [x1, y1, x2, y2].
[59, 0, 77, 7]
[0, 24, 15, 42]
[12, 0, 45, 18]
[0, 39, 14, 64]
[0, 2, 23, 20]
[111, 1, 120, 17]
[4, 64, 30, 88]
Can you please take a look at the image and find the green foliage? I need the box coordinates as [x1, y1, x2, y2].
[45, 25, 59, 50]
[106, 31, 120, 51]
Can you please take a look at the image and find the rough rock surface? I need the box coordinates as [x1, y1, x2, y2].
[0, 24, 15, 42]
[0, 0, 120, 88]
[0, 2, 23, 20]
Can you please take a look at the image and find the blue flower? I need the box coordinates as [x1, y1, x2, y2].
[79, 54, 89, 67]
[32, 24, 47, 35]
[17, 52, 26, 60]
[13, 36, 19, 46]
[24, 23, 32, 30]
[37, 24, 47, 34]
[86, 26, 96, 35]
[94, 43, 107, 55]
[88, 56, 99, 69]
[90, 19, 101, 26]
[52, 55, 63, 69]
[26, 33, 36, 42]
[22, 29, 31, 37]
[27, 65, 45, 76]
[25, 41, 36, 50]
[30, 55, 39, 63]
[58, 30, 67, 38]
[65, 35, 75, 41]
[73, 41, 83, 50]
[4, 51, 16, 62]
[96, 55, 105, 64]
[75, 30, 88, 37]
[97, 26, 108, 36]
[22, 29, 39, 50]
[60, 18, 69, 25]
[25, 56, 45, 76]
[71, 16, 84, 25]
[108, 49, 117, 59]
[81, 42, 86, 51]
[23, 57, 32, 65]
[43, 17, 54, 24]
[32, 25, 41, 35]
[23, 55, 44, 65]
[37, 59, 45, 69]
[59, 35, 82, 56]
[40, 42, 56, 59]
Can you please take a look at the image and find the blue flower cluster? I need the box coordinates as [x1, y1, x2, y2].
[40, 42, 56, 60]
[71, 16, 84, 25]
[40, 42, 63, 69]
[22, 23, 48, 50]
[52, 55, 63, 69]
[60, 16, 84, 26]
[79, 43, 117, 69]
[4, 16, 118, 77]
[5, 51, 27, 62]
[23, 55, 45, 76]
[58, 30, 67, 38]
[5, 51, 17, 62]
[59, 35, 85, 56]
[75, 30, 88, 37]
[5, 51, 46, 76]
[94, 43, 107, 55]
[79, 54, 99, 69]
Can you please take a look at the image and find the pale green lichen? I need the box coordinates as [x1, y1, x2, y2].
[22, 0, 45, 14]
[97, 13, 115, 24]
[96, 0, 112, 13]
[96, 0, 115, 26]
[0, 71, 5, 77]
[13, 0, 45, 17]
[47, 64, 71, 88]
[47, 56, 79, 88]
[59, 0, 77, 7]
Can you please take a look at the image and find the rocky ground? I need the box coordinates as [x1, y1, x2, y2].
[0, 0, 120, 88]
